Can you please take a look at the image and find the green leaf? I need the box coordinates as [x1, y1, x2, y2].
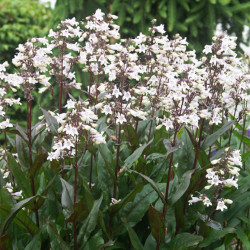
[84, 230, 105, 250]
[163, 138, 184, 157]
[16, 134, 30, 169]
[200, 227, 235, 247]
[16, 123, 29, 142]
[24, 233, 41, 250]
[201, 120, 235, 149]
[148, 205, 165, 243]
[6, 153, 31, 197]
[41, 108, 58, 134]
[230, 2, 250, 12]
[198, 212, 222, 230]
[236, 227, 250, 249]
[29, 153, 47, 178]
[185, 13, 202, 24]
[124, 125, 139, 149]
[131, 170, 166, 204]
[219, 0, 230, 5]
[109, 183, 144, 215]
[172, 233, 203, 249]
[124, 139, 153, 169]
[78, 195, 103, 245]
[97, 144, 115, 180]
[0, 196, 38, 235]
[116, 184, 159, 234]
[233, 130, 250, 147]
[60, 178, 74, 212]
[122, 218, 143, 250]
[97, 151, 113, 204]
[66, 201, 88, 223]
[133, 11, 142, 24]
[169, 170, 194, 205]
[168, 0, 176, 32]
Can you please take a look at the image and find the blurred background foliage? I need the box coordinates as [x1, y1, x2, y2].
[51, 0, 250, 53]
[0, 0, 51, 65]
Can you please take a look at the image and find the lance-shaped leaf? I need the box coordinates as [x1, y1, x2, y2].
[24, 233, 41, 250]
[124, 139, 153, 169]
[122, 218, 144, 250]
[131, 170, 166, 204]
[78, 195, 103, 245]
[148, 205, 165, 244]
[201, 120, 235, 150]
[7, 153, 31, 197]
[41, 108, 58, 134]
[200, 227, 235, 247]
[236, 228, 250, 250]
[29, 153, 47, 178]
[66, 201, 88, 223]
[171, 233, 203, 249]
[0, 196, 38, 235]
[169, 170, 194, 205]
[60, 178, 74, 212]
[163, 138, 184, 157]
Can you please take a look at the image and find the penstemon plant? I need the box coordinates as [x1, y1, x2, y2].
[0, 9, 249, 250]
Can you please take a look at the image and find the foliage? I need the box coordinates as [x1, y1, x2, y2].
[0, 0, 51, 65]
[0, 10, 249, 250]
[51, 0, 250, 53]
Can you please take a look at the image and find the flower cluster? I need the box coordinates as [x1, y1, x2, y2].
[47, 99, 106, 161]
[0, 62, 21, 130]
[189, 148, 241, 211]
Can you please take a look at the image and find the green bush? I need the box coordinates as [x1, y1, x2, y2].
[0, 0, 51, 64]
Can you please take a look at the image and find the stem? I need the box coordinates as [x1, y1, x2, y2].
[162, 130, 178, 221]
[89, 153, 93, 189]
[59, 82, 63, 114]
[192, 118, 205, 170]
[228, 104, 238, 146]
[208, 124, 215, 158]
[74, 138, 78, 250]
[27, 100, 39, 227]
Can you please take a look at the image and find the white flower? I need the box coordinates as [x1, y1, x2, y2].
[112, 86, 122, 98]
[223, 177, 238, 189]
[216, 200, 227, 211]
[117, 113, 126, 124]
[123, 91, 131, 101]
[110, 198, 121, 206]
[203, 197, 212, 207]
[155, 24, 165, 34]
[102, 105, 112, 115]
[188, 195, 202, 205]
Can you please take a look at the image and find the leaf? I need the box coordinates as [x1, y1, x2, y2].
[6, 153, 31, 197]
[78, 195, 103, 244]
[236, 228, 250, 249]
[60, 178, 74, 212]
[233, 130, 250, 147]
[148, 205, 165, 243]
[97, 144, 115, 180]
[219, 0, 231, 5]
[200, 227, 235, 247]
[29, 153, 47, 178]
[16, 134, 30, 169]
[163, 138, 184, 157]
[84, 230, 105, 250]
[0, 196, 38, 235]
[24, 233, 41, 250]
[66, 201, 88, 223]
[109, 183, 144, 215]
[97, 152, 113, 204]
[169, 170, 194, 205]
[41, 108, 58, 134]
[198, 212, 222, 230]
[122, 218, 144, 250]
[124, 125, 139, 149]
[201, 120, 235, 149]
[16, 123, 29, 142]
[133, 11, 142, 24]
[131, 170, 166, 205]
[168, 0, 176, 32]
[124, 139, 153, 169]
[47, 222, 70, 250]
[116, 184, 159, 234]
[172, 233, 203, 249]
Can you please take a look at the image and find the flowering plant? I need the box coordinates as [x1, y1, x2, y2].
[0, 9, 249, 250]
